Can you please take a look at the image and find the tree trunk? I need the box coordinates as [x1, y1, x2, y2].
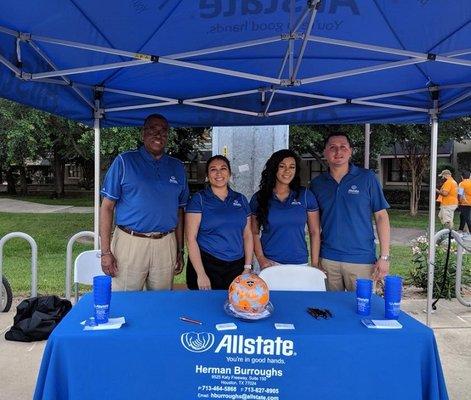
[6, 167, 17, 195]
[18, 166, 28, 195]
[53, 151, 65, 198]
[79, 159, 94, 190]
[410, 175, 419, 216]
[407, 158, 420, 216]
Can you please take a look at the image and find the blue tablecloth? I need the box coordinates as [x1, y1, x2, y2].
[34, 291, 448, 400]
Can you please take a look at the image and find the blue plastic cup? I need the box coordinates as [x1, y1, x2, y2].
[356, 278, 373, 316]
[93, 275, 111, 324]
[384, 275, 403, 319]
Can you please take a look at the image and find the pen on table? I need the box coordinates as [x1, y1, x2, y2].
[180, 316, 203, 325]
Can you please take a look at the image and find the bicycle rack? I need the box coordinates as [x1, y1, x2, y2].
[428, 229, 471, 314]
[449, 231, 471, 307]
[65, 231, 96, 300]
[0, 232, 38, 308]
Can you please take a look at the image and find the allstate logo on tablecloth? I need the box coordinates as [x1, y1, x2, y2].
[181, 332, 215, 353]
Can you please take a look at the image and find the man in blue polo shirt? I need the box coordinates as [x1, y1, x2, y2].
[100, 114, 189, 291]
[309, 133, 390, 291]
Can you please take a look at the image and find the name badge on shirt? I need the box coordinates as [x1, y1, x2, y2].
[348, 185, 360, 195]
[169, 176, 179, 184]
[232, 199, 242, 207]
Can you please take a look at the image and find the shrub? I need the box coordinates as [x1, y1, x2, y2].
[436, 162, 455, 176]
[408, 234, 471, 299]
[383, 188, 430, 210]
[457, 152, 471, 173]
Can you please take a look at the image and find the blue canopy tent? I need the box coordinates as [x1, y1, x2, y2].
[1, 0, 470, 324]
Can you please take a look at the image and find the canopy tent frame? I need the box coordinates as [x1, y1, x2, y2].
[1, 0, 470, 327]
[427, 99, 439, 326]
[1, 17, 471, 120]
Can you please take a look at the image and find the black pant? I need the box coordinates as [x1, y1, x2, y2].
[186, 250, 244, 290]
[459, 206, 471, 231]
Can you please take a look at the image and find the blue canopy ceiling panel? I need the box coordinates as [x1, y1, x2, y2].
[0, 0, 470, 127]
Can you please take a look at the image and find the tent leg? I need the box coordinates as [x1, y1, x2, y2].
[364, 123, 371, 169]
[93, 100, 101, 250]
[426, 109, 439, 326]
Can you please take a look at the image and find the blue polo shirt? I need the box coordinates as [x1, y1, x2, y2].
[186, 187, 251, 262]
[100, 146, 189, 233]
[250, 187, 318, 265]
[309, 164, 389, 264]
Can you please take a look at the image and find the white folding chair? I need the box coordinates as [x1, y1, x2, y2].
[73, 250, 105, 302]
[259, 265, 327, 291]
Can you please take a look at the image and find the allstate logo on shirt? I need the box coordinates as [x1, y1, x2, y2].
[291, 200, 302, 206]
[169, 176, 179, 184]
[348, 185, 360, 195]
[181, 332, 215, 353]
[232, 199, 242, 207]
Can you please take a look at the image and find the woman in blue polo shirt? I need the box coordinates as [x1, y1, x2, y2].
[250, 149, 320, 268]
[185, 155, 253, 290]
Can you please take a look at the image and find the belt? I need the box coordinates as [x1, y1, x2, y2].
[118, 225, 174, 239]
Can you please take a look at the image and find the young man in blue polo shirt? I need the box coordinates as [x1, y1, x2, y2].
[100, 114, 189, 291]
[309, 133, 390, 291]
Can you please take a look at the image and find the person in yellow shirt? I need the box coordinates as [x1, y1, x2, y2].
[458, 170, 471, 232]
[436, 169, 458, 228]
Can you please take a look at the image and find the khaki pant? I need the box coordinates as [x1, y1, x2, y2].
[111, 227, 176, 291]
[320, 258, 373, 292]
[438, 204, 458, 228]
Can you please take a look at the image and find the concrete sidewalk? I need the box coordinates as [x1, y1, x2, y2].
[0, 298, 45, 400]
[403, 298, 471, 400]
[0, 297, 469, 400]
[0, 198, 93, 214]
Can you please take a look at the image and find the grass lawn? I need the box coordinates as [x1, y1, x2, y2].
[390, 245, 413, 277]
[0, 212, 187, 296]
[388, 209, 442, 231]
[1, 213, 94, 296]
[0, 207, 455, 296]
[0, 193, 94, 207]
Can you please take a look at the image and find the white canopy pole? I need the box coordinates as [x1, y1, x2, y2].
[364, 124, 371, 169]
[426, 97, 439, 326]
[93, 95, 102, 250]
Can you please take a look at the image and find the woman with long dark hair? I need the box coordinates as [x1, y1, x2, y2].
[250, 149, 320, 268]
[185, 155, 253, 290]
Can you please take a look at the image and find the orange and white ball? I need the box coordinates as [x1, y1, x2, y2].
[228, 273, 269, 313]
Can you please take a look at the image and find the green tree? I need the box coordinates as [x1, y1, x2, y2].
[289, 124, 389, 169]
[290, 119, 471, 216]
[166, 127, 209, 161]
[95, 125, 208, 169]
[1, 99, 208, 195]
[0, 100, 43, 194]
[374, 118, 471, 216]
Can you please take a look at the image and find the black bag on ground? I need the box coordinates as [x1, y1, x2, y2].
[5, 296, 72, 342]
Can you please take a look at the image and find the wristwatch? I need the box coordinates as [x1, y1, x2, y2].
[380, 255, 390, 262]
